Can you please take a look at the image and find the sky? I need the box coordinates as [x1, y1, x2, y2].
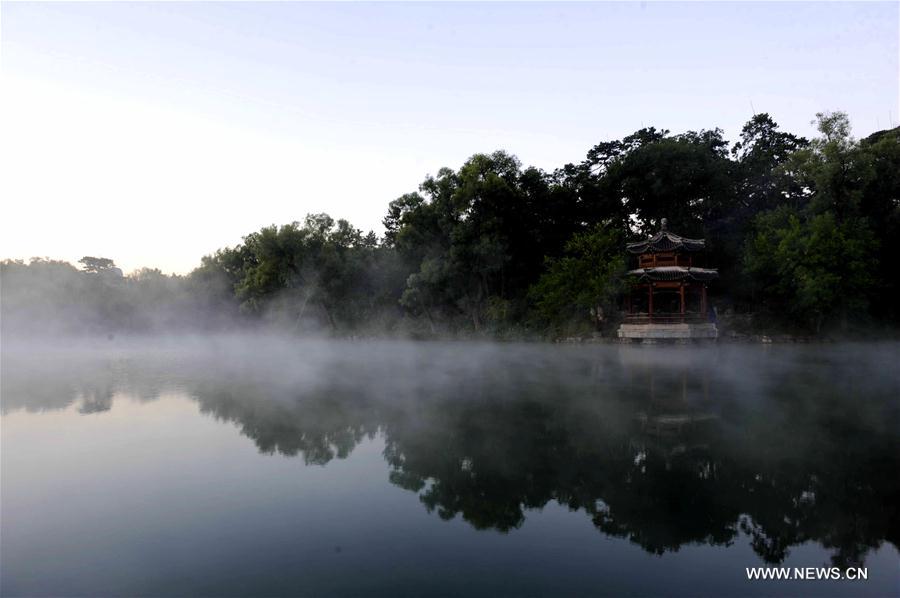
[1, 2, 897, 275]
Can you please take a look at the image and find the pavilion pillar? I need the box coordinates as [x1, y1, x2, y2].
[679, 283, 685, 321]
[701, 285, 707, 316]
[648, 284, 653, 322]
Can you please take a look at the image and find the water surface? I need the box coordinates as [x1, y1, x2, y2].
[2, 338, 898, 597]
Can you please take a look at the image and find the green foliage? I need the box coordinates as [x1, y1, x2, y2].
[607, 129, 735, 237]
[78, 256, 120, 275]
[732, 113, 809, 214]
[528, 223, 626, 333]
[219, 214, 393, 332]
[1, 258, 214, 334]
[744, 208, 877, 332]
[741, 112, 895, 332]
[390, 151, 560, 331]
[785, 111, 875, 218]
[4, 111, 899, 338]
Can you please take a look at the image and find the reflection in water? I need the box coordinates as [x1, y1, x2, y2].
[2, 340, 898, 571]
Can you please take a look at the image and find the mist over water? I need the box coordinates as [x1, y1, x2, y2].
[2, 335, 899, 596]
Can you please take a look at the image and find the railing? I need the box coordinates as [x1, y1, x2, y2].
[623, 313, 709, 325]
[638, 255, 693, 268]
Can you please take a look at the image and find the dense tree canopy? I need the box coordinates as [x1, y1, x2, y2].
[3, 112, 899, 337]
[528, 222, 626, 335]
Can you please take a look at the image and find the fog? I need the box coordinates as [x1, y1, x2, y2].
[5, 335, 899, 431]
[3, 334, 898, 573]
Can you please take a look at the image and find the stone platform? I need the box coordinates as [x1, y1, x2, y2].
[617, 322, 718, 340]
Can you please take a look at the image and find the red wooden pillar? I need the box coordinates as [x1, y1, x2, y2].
[701, 285, 707, 316]
[679, 283, 685, 322]
[648, 283, 653, 322]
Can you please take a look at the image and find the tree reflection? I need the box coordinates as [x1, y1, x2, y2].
[186, 356, 898, 567]
[192, 382, 379, 465]
[77, 386, 114, 414]
[1, 352, 127, 414]
[4, 343, 898, 567]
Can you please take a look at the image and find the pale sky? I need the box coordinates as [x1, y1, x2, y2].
[1, 2, 897, 274]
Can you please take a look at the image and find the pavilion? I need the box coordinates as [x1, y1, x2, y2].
[618, 219, 718, 341]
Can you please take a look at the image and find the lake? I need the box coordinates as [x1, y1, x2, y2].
[2, 337, 898, 597]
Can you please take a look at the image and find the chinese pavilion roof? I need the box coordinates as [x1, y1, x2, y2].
[627, 266, 719, 282]
[626, 219, 706, 254]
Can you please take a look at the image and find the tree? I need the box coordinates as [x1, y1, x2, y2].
[528, 222, 626, 334]
[390, 152, 547, 330]
[778, 111, 879, 221]
[858, 126, 900, 321]
[206, 213, 390, 332]
[600, 128, 735, 237]
[78, 256, 122, 277]
[744, 207, 877, 332]
[7, 111, 898, 338]
[740, 113, 892, 332]
[732, 113, 809, 215]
